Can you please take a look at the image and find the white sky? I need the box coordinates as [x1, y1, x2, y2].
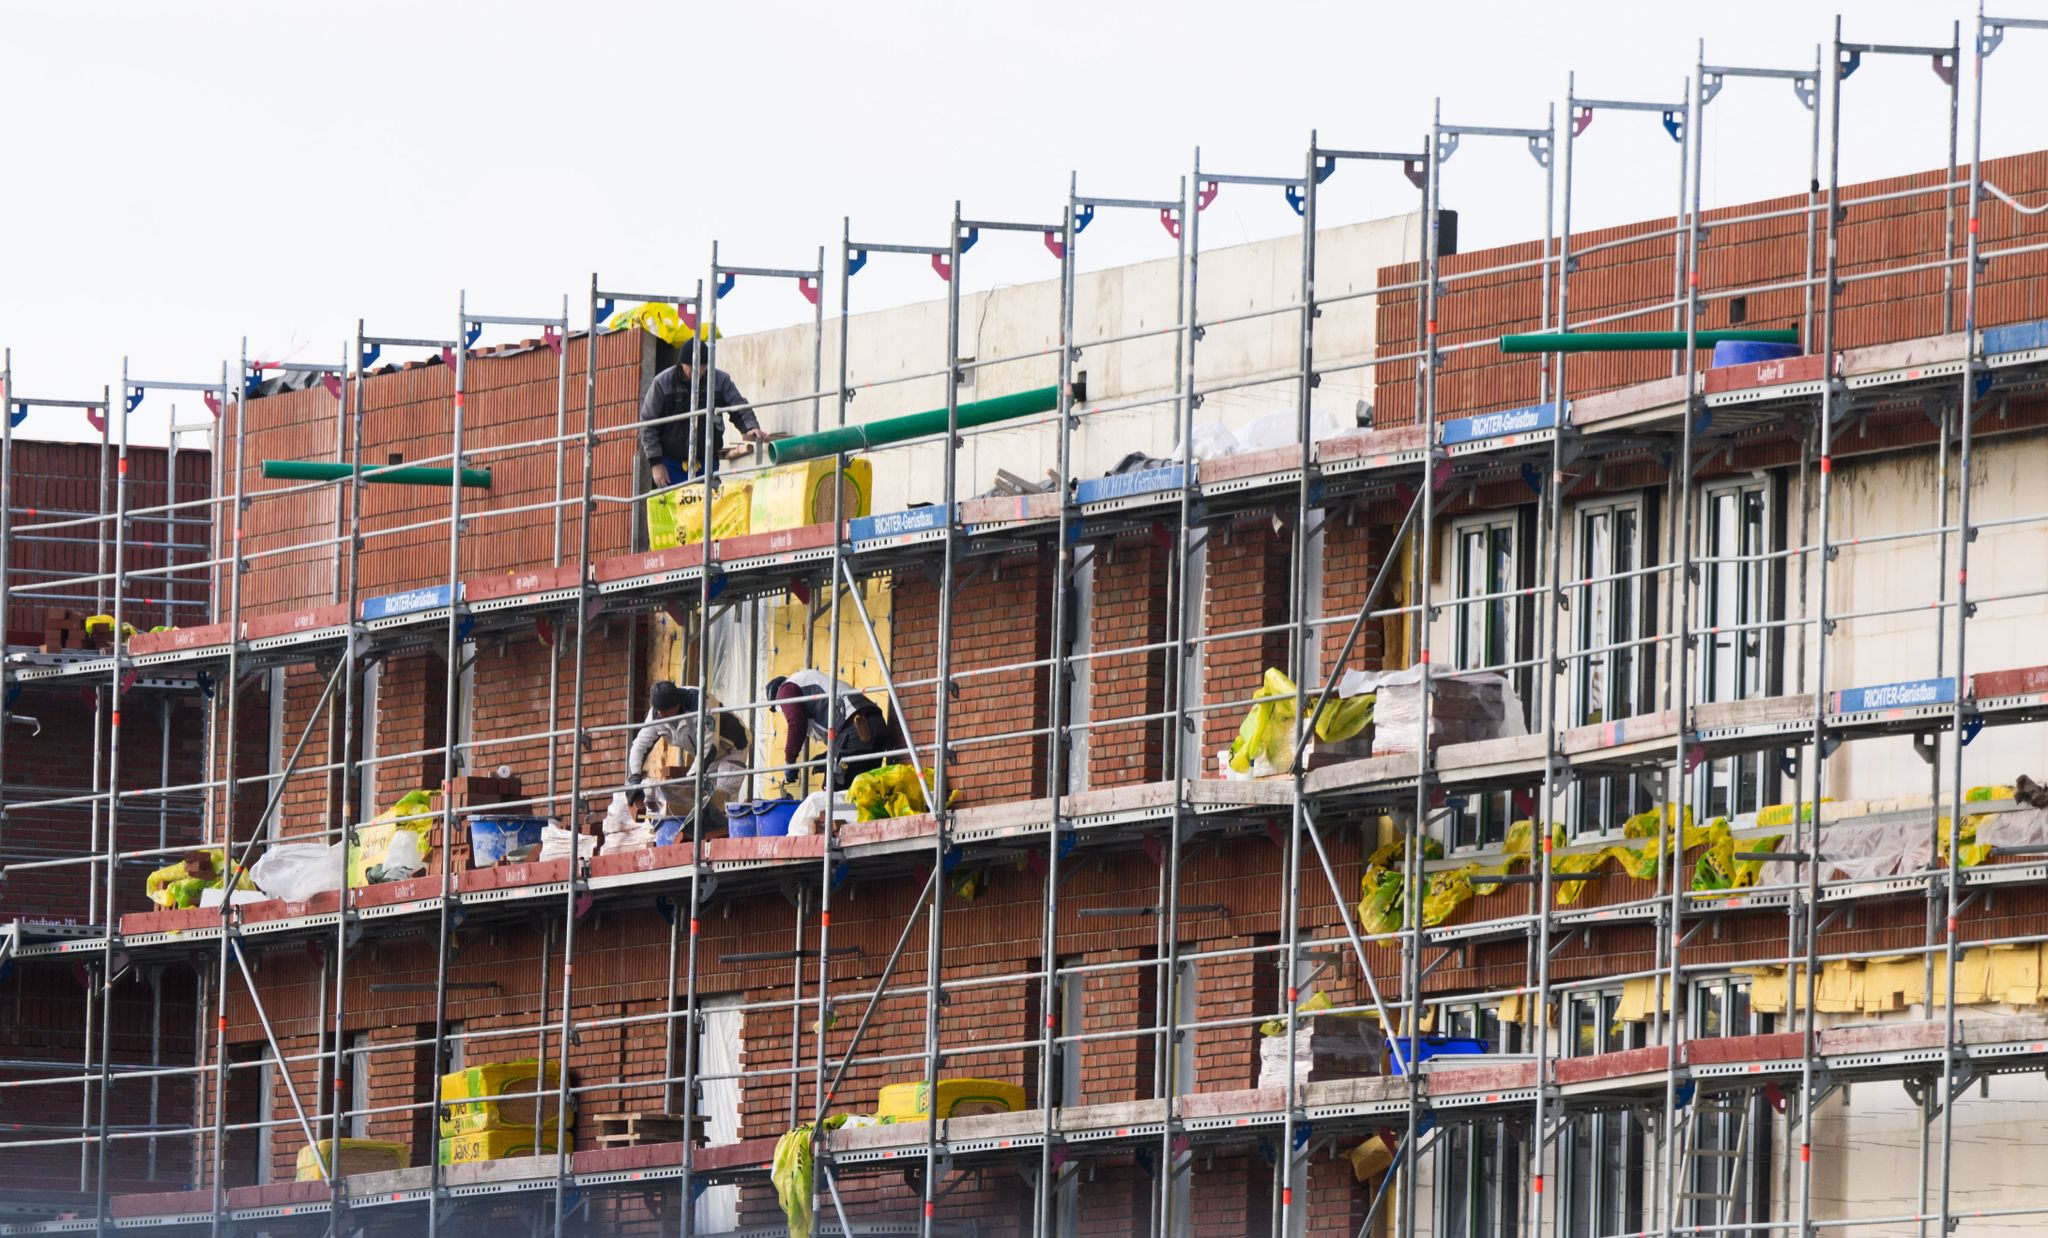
[2, 0, 2035, 445]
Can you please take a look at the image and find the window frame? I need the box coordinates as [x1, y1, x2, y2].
[1447, 509, 1533, 851]
[1693, 476, 1784, 818]
[1556, 986, 1647, 1237]
[1568, 494, 1656, 837]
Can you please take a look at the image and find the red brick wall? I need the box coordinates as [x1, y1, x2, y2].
[1201, 514, 1295, 761]
[221, 329, 646, 619]
[1320, 499, 1396, 681]
[1375, 149, 2048, 423]
[1087, 531, 1172, 788]
[3, 440, 213, 642]
[892, 554, 1053, 806]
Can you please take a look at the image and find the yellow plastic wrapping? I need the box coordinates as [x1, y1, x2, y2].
[347, 789, 439, 888]
[847, 764, 934, 822]
[773, 1118, 846, 1238]
[604, 303, 719, 348]
[1260, 989, 1335, 1037]
[144, 848, 252, 908]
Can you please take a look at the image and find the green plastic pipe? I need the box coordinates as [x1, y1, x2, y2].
[261, 460, 493, 488]
[768, 385, 1061, 465]
[1498, 329, 1801, 354]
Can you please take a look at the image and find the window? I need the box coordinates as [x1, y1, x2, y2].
[1571, 497, 1654, 835]
[1433, 998, 1525, 1237]
[263, 668, 286, 838]
[356, 661, 381, 824]
[1052, 961, 1085, 1238]
[1685, 977, 1773, 1228]
[695, 995, 744, 1232]
[1696, 480, 1779, 817]
[1558, 988, 1645, 1237]
[346, 1032, 371, 1140]
[1437, 1113, 1526, 1237]
[1449, 512, 1530, 849]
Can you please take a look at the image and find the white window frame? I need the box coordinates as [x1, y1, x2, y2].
[1432, 996, 1526, 1236]
[1556, 987, 1647, 1237]
[263, 667, 286, 839]
[1569, 495, 1651, 837]
[1685, 975, 1774, 1228]
[1067, 553, 1094, 796]
[1694, 478, 1778, 818]
[1448, 511, 1526, 851]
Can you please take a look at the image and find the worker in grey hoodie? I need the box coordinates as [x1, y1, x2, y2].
[625, 680, 750, 813]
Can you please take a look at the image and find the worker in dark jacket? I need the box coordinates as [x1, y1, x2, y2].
[766, 670, 906, 790]
[638, 338, 769, 485]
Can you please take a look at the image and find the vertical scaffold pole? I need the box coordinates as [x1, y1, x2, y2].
[1938, 9, 1992, 1230]
[1400, 105, 1445, 1238]
[90, 369, 132, 1223]
[1038, 182, 1077, 1238]
[918, 202, 965, 1238]
[1278, 130, 1320, 1238]
[1659, 51, 1709, 1236]
[328, 319, 371, 1225]
[425, 300, 470, 1238]
[208, 353, 247, 1238]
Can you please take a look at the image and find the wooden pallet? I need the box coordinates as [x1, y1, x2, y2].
[593, 1112, 703, 1147]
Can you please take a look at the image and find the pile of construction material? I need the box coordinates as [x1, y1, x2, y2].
[439, 1059, 571, 1165]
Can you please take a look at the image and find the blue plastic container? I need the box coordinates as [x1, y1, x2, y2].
[467, 816, 546, 867]
[752, 799, 800, 837]
[1711, 340, 1800, 368]
[725, 802, 756, 838]
[1389, 1035, 1488, 1076]
[654, 816, 688, 848]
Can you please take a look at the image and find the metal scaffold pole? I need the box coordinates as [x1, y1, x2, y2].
[1037, 179, 1076, 1238]
[919, 202, 964, 1238]
[1278, 130, 1320, 1238]
[1399, 103, 1446, 1238]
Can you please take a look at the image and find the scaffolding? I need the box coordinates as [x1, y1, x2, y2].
[6, 8, 2048, 1238]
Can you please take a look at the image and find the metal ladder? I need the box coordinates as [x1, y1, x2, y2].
[1678, 1088, 1756, 1227]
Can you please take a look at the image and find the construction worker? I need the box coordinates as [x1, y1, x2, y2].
[638, 337, 770, 486]
[625, 680, 750, 814]
[766, 670, 905, 790]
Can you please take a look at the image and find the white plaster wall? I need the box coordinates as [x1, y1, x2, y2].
[1808, 433, 2048, 803]
[709, 213, 1422, 513]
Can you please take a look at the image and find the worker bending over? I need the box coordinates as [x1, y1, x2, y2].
[638, 337, 769, 486]
[766, 670, 905, 790]
[626, 680, 750, 813]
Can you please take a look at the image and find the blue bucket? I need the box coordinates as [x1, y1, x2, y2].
[752, 799, 800, 838]
[654, 816, 688, 848]
[1389, 1035, 1489, 1075]
[725, 802, 756, 839]
[1711, 340, 1800, 367]
[467, 816, 546, 867]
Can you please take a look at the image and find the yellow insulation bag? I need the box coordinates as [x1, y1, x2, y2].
[750, 459, 873, 532]
[296, 1138, 408, 1181]
[438, 1127, 568, 1166]
[440, 1059, 563, 1137]
[648, 480, 752, 550]
[875, 1078, 1026, 1121]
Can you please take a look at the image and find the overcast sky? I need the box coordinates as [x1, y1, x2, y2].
[2, 1, 2033, 445]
